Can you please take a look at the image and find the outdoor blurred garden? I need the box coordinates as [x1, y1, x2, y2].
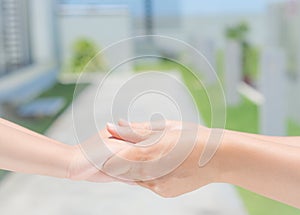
[1, 0, 300, 214]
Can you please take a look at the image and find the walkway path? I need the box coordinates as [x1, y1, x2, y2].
[0, 71, 247, 215]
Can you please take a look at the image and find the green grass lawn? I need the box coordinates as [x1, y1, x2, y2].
[134, 60, 300, 215]
[0, 82, 88, 180]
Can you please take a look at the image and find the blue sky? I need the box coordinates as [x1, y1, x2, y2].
[60, 0, 288, 15]
[183, 0, 287, 14]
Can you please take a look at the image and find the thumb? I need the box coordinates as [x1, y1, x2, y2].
[106, 123, 152, 143]
[118, 119, 168, 131]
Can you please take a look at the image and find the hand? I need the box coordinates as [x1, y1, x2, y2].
[67, 129, 130, 183]
[103, 120, 223, 197]
[0, 118, 133, 184]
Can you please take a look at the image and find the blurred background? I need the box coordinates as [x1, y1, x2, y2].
[0, 0, 300, 214]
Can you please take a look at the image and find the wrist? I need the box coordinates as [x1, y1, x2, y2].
[67, 145, 99, 180]
[215, 129, 251, 184]
[195, 127, 226, 184]
[197, 128, 241, 184]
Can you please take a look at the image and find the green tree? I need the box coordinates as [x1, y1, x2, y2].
[225, 22, 249, 42]
[225, 22, 259, 84]
[70, 38, 105, 73]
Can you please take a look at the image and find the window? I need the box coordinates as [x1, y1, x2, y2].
[0, 0, 31, 75]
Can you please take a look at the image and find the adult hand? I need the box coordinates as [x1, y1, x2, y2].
[103, 120, 224, 197]
[68, 129, 130, 183]
[0, 118, 129, 183]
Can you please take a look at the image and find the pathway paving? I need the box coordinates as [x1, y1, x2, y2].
[0, 71, 248, 215]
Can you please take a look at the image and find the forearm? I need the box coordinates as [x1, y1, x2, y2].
[230, 130, 300, 147]
[0, 118, 75, 178]
[0, 118, 51, 140]
[218, 130, 300, 208]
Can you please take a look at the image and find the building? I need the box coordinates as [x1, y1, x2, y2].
[58, 0, 183, 45]
[266, 1, 300, 124]
[0, 0, 59, 113]
[0, 0, 32, 76]
[59, 0, 182, 34]
[58, 4, 132, 72]
[266, 1, 300, 76]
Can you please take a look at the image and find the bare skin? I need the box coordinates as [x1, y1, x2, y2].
[0, 118, 121, 182]
[105, 120, 300, 208]
[1, 117, 300, 208]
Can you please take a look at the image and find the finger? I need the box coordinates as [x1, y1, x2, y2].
[137, 180, 158, 190]
[87, 171, 136, 185]
[79, 129, 131, 170]
[118, 119, 131, 127]
[102, 148, 148, 180]
[102, 134, 166, 181]
[118, 119, 167, 131]
[118, 119, 150, 129]
[86, 171, 117, 183]
[106, 123, 152, 143]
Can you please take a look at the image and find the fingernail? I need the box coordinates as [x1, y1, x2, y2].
[119, 118, 130, 126]
[106, 123, 115, 130]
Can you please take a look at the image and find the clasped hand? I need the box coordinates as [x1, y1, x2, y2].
[68, 120, 221, 198]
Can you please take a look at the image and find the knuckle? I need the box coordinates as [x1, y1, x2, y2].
[130, 148, 152, 161]
[153, 186, 172, 198]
